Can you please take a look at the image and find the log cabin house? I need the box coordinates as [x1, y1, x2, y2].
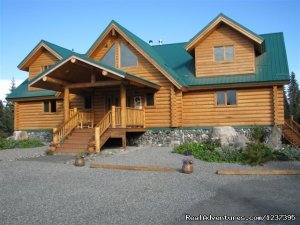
[7, 14, 294, 153]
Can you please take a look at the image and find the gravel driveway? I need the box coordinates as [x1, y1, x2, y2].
[0, 146, 299, 225]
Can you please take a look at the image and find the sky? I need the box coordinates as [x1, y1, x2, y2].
[0, 0, 299, 101]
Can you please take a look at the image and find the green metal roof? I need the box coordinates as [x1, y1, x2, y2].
[10, 15, 289, 100]
[186, 13, 264, 50]
[152, 32, 289, 86]
[6, 79, 56, 100]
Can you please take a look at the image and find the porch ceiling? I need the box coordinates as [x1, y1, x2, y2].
[29, 55, 160, 94]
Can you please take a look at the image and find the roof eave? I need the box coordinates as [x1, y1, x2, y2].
[18, 41, 63, 71]
[185, 14, 264, 52]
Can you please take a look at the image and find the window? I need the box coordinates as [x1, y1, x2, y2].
[84, 96, 92, 109]
[100, 44, 116, 67]
[214, 46, 234, 61]
[120, 41, 138, 67]
[41, 65, 49, 72]
[146, 93, 155, 106]
[44, 100, 56, 112]
[216, 90, 236, 106]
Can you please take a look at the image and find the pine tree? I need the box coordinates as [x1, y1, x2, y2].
[4, 78, 17, 136]
[0, 100, 6, 137]
[283, 87, 290, 119]
[287, 72, 300, 121]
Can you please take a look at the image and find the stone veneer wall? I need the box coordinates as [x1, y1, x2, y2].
[127, 127, 272, 147]
[26, 130, 53, 142]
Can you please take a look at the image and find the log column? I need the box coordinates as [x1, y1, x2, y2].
[120, 84, 126, 128]
[64, 87, 70, 122]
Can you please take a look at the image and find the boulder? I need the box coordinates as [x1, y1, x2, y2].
[266, 126, 282, 149]
[211, 126, 249, 149]
[11, 131, 28, 141]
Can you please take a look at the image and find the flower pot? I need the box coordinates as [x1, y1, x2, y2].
[182, 163, 193, 174]
[49, 146, 56, 152]
[87, 146, 95, 154]
[74, 157, 85, 167]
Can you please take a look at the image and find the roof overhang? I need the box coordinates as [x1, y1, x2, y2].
[185, 14, 264, 52]
[30, 55, 160, 93]
[18, 42, 62, 71]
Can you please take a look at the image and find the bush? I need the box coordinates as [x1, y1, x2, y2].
[173, 142, 245, 163]
[244, 143, 273, 166]
[251, 127, 266, 143]
[0, 138, 44, 150]
[273, 147, 300, 161]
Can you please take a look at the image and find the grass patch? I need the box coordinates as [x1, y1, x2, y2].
[0, 138, 44, 150]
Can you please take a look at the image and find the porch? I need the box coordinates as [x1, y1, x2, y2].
[53, 106, 146, 153]
[28, 55, 160, 153]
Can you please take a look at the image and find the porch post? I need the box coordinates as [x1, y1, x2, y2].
[120, 84, 126, 128]
[64, 87, 70, 122]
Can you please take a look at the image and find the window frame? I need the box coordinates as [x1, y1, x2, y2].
[215, 90, 237, 107]
[41, 65, 49, 72]
[145, 92, 156, 108]
[214, 45, 235, 62]
[43, 99, 57, 113]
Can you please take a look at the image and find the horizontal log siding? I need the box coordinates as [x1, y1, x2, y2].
[28, 50, 58, 91]
[195, 24, 255, 77]
[182, 87, 282, 126]
[277, 86, 284, 125]
[16, 100, 64, 130]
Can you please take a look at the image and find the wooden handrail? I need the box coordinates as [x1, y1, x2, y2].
[284, 120, 300, 137]
[290, 117, 300, 133]
[53, 110, 80, 144]
[95, 110, 112, 152]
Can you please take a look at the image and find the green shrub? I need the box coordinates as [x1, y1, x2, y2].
[273, 147, 300, 161]
[251, 128, 266, 143]
[0, 138, 16, 150]
[244, 143, 273, 166]
[0, 138, 44, 150]
[173, 142, 245, 163]
[16, 139, 44, 148]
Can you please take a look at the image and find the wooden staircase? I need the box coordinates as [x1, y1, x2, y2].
[282, 117, 300, 147]
[56, 128, 94, 154]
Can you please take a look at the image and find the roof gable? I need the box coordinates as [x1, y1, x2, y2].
[86, 20, 184, 88]
[185, 13, 264, 52]
[18, 40, 73, 71]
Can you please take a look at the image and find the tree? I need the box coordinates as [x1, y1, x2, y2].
[287, 72, 300, 121]
[283, 87, 290, 119]
[0, 100, 6, 137]
[3, 78, 17, 136]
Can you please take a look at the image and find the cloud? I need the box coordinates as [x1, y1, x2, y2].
[0, 80, 23, 102]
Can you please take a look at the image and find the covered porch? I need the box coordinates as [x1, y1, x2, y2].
[30, 55, 160, 152]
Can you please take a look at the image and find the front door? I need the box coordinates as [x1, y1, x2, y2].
[105, 95, 120, 112]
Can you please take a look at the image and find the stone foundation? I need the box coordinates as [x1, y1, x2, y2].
[26, 130, 53, 142]
[127, 127, 274, 147]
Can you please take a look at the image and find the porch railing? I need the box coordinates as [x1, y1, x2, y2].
[126, 107, 144, 127]
[53, 108, 94, 144]
[94, 110, 112, 152]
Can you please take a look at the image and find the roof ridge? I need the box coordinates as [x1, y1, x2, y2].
[152, 42, 187, 47]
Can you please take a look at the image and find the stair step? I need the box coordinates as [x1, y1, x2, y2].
[61, 143, 88, 148]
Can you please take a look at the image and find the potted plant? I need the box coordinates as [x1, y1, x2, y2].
[49, 142, 57, 152]
[74, 152, 85, 167]
[182, 159, 193, 174]
[87, 143, 95, 154]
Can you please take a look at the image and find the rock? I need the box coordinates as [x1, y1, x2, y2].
[266, 126, 282, 149]
[211, 126, 249, 148]
[11, 131, 28, 141]
[233, 134, 250, 150]
[211, 126, 238, 146]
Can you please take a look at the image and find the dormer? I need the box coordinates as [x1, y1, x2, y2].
[18, 40, 72, 91]
[186, 14, 264, 77]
